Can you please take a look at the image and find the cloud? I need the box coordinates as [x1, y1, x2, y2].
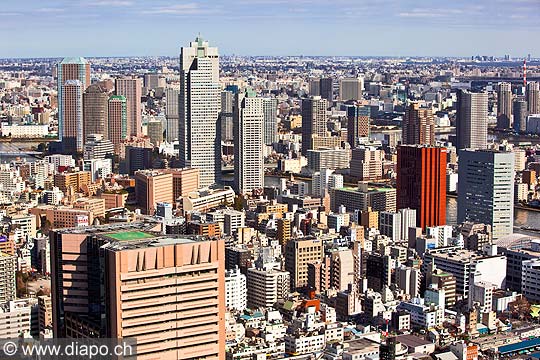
[142, 3, 219, 15]
[398, 11, 442, 18]
[36, 8, 65, 13]
[87, 0, 133, 6]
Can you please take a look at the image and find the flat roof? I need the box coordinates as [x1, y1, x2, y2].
[103, 231, 156, 241]
[498, 337, 540, 354]
[396, 334, 432, 347]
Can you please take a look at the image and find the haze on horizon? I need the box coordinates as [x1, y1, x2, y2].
[1, 0, 538, 58]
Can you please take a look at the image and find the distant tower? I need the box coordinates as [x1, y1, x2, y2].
[526, 82, 540, 114]
[496, 82, 512, 129]
[83, 84, 109, 141]
[263, 97, 279, 145]
[115, 76, 142, 137]
[513, 99, 528, 133]
[108, 95, 128, 153]
[60, 80, 84, 153]
[164, 87, 179, 142]
[179, 36, 221, 187]
[56, 57, 90, 152]
[403, 102, 435, 145]
[301, 96, 328, 155]
[523, 59, 527, 87]
[233, 89, 264, 194]
[456, 90, 488, 150]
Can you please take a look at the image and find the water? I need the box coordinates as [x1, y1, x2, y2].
[265, 175, 540, 229]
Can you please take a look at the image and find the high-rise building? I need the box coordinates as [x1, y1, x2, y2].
[147, 120, 163, 146]
[302, 96, 328, 155]
[164, 87, 179, 142]
[346, 104, 370, 148]
[51, 223, 225, 358]
[107, 95, 128, 152]
[61, 80, 84, 153]
[456, 90, 488, 150]
[457, 149, 515, 239]
[83, 84, 109, 141]
[496, 82, 513, 129]
[134, 170, 174, 215]
[179, 36, 221, 187]
[527, 82, 540, 114]
[285, 238, 324, 289]
[57, 57, 91, 151]
[350, 146, 383, 180]
[339, 77, 364, 101]
[320, 77, 333, 103]
[115, 76, 142, 137]
[220, 90, 234, 142]
[263, 97, 278, 145]
[513, 99, 528, 133]
[397, 145, 447, 229]
[403, 102, 435, 146]
[234, 89, 264, 194]
[0, 252, 16, 304]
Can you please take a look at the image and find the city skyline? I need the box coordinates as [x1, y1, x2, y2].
[0, 0, 539, 58]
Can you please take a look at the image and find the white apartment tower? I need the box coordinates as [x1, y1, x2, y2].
[179, 36, 221, 187]
[234, 88, 264, 194]
[225, 267, 247, 311]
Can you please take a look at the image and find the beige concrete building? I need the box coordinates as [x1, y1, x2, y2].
[105, 235, 225, 359]
[285, 238, 324, 289]
[350, 146, 383, 180]
[38, 295, 52, 334]
[73, 198, 106, 219]
[54, 171, 91, 193]
[162, 168, 200, 199]
[330, 249, 355, 292]
[115, 76, 142, 137]
[246, 268, 290, 309]
[134, 171, 174, 215]
[51, 222, 226, 359]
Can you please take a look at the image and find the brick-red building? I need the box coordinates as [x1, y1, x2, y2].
[397, 145, 447, 229]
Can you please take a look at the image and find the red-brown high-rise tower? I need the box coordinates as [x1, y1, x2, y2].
[397, 145, 447, 229]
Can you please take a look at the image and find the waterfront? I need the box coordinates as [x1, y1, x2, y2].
[264, 175, 540, 234]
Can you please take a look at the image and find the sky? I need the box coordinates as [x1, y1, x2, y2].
[1, 0, 539, 58]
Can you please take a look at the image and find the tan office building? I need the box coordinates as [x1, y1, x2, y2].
[134, 171, 174, 215]
[285, 238, 324, 289]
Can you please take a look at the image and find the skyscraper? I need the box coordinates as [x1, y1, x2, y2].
[456, 90, 488, 150]
[320, 77, 333, 103]
[107, 95, 128, 152]
[339, 77, 364, 101]
[496, 82, 512, 129]
[220, 90, 234, 142]
[513, 99, 528, 133]
[301, 96, 328, 155]
[346, 104, 370, 148]
[263, 97, 278, 145]
[403, 102, 435, 146]
[458, 149, 515, 239]
[234, 89, 264, 194]
[164, 86, 179, 142]
[397, 145, 447, 229]
[526, 82, 540, 114]
[115, 76, 142, 137]
[83, 83, 109, 140]
[61, 80, 84, 153]
[57, 57, 90, 151]
[179, 36, 221, 187]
